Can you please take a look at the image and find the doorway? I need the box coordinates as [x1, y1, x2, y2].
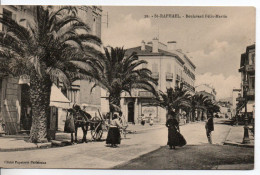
[128, 102, 135, 123]
[20, 84, 32, 131]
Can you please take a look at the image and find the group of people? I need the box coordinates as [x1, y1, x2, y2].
[64, 105, 214, 149]
[106, 110, 215, 149]
[140, 113, 154, 126]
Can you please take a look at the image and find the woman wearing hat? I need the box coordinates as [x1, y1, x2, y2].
[106, 113, 124, 148]
[166, 110, 186, 149]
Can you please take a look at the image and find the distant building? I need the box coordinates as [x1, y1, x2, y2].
[101, 38, 196, 124]
[217, 100, 232, 118]
[0, 6, 102, 134]
[237, 44, 255, 122]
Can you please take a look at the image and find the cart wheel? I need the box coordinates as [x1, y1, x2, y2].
[91, 129, 103, 141]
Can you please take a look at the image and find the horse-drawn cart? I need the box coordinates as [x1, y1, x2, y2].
[89, 115, 107, 141]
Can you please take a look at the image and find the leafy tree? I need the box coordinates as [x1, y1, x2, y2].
[0, 6, 102, 143]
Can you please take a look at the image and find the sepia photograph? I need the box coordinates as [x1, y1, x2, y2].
[0, 5, 256, 170]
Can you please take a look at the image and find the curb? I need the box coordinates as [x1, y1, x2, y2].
[223, 141, 254, 148]
[222, 127, 232, 145]
[127, 125, 166, 133]
[0, 142, 52, 152]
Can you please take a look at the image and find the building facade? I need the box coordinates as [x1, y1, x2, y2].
[237, 44, 255, 122]
[0, 6, 102, 134]
[101, 38, 196, 124]
[231, 88, 241, 117]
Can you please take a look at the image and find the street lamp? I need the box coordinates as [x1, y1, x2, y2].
[242, 80, 250, 144]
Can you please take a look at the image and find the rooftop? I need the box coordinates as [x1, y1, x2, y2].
[125, 45, 185, 65]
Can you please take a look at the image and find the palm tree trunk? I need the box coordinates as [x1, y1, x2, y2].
[108, 93, 121, 122]
[192, 108, 196, 122]
[29, 71, 52, 143]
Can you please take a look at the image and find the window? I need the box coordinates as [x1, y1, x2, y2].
[249, 76, 255, 90]
[250, 53, 255, 65]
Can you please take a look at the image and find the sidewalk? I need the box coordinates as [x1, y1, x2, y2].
[0, 124, 165, 152]
[0, 136, 51, 152]
[223, 125, 254, 148]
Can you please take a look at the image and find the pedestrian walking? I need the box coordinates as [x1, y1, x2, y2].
[205, 112, 214, 144]
[166, 111, 186, 149]
[149, 113, 154, 126]
[106, 113, 124, 148]
[141, 114, 145, 126]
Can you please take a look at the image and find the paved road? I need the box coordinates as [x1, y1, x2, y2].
[0, 119, 231, 169]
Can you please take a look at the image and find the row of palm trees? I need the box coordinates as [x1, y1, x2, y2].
[0, 6, 156, 143]
[154, 85, 220, 122]
[0, 6, 219, 143]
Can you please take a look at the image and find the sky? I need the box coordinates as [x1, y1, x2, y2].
[100, 6, 255, 100]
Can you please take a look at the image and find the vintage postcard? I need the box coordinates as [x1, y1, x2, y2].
[0, 6, 255, 170]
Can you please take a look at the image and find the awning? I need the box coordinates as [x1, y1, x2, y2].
[241, 101, 255, 112]
[50, 84, 71, 109]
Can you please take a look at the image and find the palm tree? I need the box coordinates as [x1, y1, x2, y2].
[204, 99, 220, 114]
[0, 6, 102, 143]
[88, 47, 158, 114]
[190, 94, 208, 121]
[154, 84, 191, 120]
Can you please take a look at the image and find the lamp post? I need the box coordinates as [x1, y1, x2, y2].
[242, 80, 250, 144]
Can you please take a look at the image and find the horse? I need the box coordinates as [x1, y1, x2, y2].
[65, 105, 92, 143]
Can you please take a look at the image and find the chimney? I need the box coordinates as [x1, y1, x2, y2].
[152, 37, 159, 53]
[141, 40, 145, 51]
[167, 41, 177, 51]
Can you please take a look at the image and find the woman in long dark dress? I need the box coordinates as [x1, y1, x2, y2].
[166, 111, 186, 149]
[106, 113, 123, 148]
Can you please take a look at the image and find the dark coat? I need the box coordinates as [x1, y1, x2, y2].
[206, 117, 214, 131]
[166, 118, 186, 147]
[64, 113, 75, 133]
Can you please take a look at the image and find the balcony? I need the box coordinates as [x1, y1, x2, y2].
[138, 91, 155, 98]
[245, 64, 255, 73]
[165, 72, 173, 81]
[151, 72, 159, 80]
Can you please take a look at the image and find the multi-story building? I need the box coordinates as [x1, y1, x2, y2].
[237, 44, 255, 122]
[0, 6, 102, 135]
[101, 38, 196, 124]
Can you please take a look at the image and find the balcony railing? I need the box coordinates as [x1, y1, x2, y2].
[166, 72, 173, 80]
[151, 72, 159, 80]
